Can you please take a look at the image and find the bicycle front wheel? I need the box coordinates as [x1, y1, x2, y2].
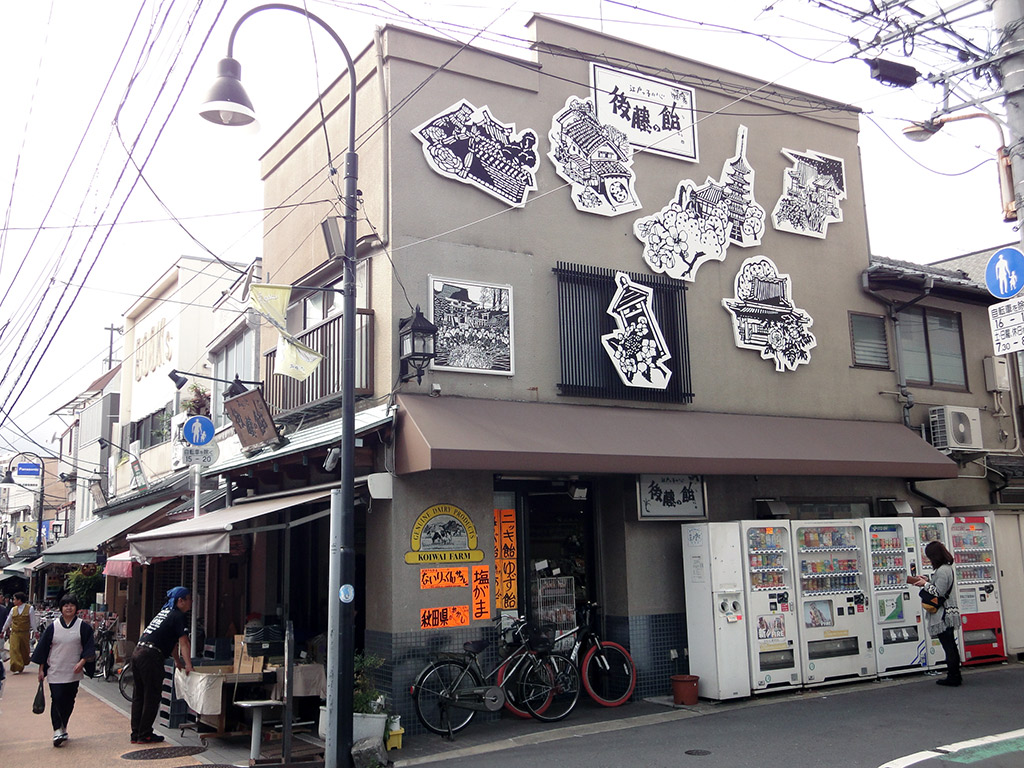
[104, 648, 116, 681]
[412, 660, 480, 735]
[119, 666, 134, 702]
[518, 653, 580, 723]
[582, 641, 636, 706]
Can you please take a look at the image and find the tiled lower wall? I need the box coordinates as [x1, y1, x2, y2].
[368, 611, 688, 736]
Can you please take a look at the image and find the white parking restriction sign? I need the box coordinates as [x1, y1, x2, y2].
[989, 296, 1024, 355]
[182, 443, 219, 466]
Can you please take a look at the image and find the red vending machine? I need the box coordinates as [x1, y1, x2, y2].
[950, 516, 1006, 665]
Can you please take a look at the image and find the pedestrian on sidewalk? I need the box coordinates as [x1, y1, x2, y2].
[31, 593, 95, 747]
[130, 586, 193, 745]
[910, 540, 962, 687]
[0, 593, 10, 661]
[2, 592, 36, 673]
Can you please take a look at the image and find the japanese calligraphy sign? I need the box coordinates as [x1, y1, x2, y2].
[405, 503, 484, 564]
[223, 388, 282, 451]
[989, 295, 1024, 355]
[472, 566, 491, 621]
[638, 474, 706, 519]
[419, 568, 470, 589]
[494, 509, 518, 611]
[420, 605, 470, 630]
[591, 63, 698, 162]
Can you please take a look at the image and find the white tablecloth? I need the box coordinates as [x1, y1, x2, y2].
[174, 668, 224, 715]
[270, 664, 327, 700]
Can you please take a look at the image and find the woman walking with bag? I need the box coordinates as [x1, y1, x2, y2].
[1, 592, 36, 673]
[30, 594, 95, 746]
[909, 540, 961, 687]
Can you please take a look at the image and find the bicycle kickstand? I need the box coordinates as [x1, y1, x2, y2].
[441, 702, 454, 742]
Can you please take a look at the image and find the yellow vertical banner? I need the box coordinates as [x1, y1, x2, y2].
[493, 509, 518, 611]
[472, 566, 491, 621]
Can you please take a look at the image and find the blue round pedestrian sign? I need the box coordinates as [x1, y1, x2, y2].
[183, 415, 215, 446]
[985, 247, 1024, 299]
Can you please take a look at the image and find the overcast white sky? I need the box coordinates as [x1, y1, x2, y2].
[0, 0, 1017, 455]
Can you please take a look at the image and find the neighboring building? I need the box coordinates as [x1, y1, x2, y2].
[125, 15, 1022, 734]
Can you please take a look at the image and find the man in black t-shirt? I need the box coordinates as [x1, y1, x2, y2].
[129, 587, 193, 744]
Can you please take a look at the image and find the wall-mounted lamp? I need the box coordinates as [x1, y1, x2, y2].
[902, 112, 1016, 222]
[399, 305, 438, 385]
[323, 447, 341, 473]
[168, 369, 260, 397]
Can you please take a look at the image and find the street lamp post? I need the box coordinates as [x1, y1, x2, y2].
[200, 6, 358, 767]
[1, 452, 46, 562]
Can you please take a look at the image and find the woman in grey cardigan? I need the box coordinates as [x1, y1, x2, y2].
[910, 540, 961, 686]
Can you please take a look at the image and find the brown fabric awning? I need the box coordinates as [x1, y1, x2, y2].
[394, 394, 958, 479]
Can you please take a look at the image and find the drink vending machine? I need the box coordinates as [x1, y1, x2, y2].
[739, 521, 802, 692]
[950, 515, 1006, 665]
[913, 518, 950, 670]
[791, 520, 877, 686]
[866, 519, 926, 676]
[681, 522, 751, 700]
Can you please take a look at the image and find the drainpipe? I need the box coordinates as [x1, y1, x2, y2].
[860, 273, 933, 428]
[907, 480, 946, 510]
[373, 27, 390, 248]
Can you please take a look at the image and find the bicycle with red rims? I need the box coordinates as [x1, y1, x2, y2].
[553, 602, 636, 707]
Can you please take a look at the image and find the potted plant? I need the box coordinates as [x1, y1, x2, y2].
[319, 652, 388, 743]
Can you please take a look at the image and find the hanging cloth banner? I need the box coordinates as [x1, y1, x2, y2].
[277, 335, 324, 382]
[249, 284, 291, 332]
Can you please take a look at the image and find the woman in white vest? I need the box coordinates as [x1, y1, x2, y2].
[31, 594, 95, 747]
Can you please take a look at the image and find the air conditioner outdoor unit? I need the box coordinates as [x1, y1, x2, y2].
[929, 406, 983, 452]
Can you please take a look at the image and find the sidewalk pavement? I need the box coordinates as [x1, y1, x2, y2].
[0, 663, 217, 767]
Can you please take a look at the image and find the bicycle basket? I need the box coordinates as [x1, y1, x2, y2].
[524, 622, 554, 653]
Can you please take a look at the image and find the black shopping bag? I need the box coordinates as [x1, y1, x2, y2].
[32, 680, 45, 714]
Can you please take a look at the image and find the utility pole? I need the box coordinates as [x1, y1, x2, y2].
[992, 0, 1024, 234]
[103, 324, 122, 371]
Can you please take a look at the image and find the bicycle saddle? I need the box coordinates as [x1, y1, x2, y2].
[463, 639, 490, 654]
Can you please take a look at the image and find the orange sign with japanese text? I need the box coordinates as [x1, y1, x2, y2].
[420, 568, 470, 589]
[472, 566, 491, 621]
[420, 605, 470, 629]
[494, 509, 518, 611]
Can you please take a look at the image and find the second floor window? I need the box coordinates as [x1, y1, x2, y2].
[849, 312, 889, 369]
[131, 404, 172, 450]
[898, 306, 966, 389]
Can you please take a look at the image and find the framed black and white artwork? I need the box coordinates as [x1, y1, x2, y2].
[548, 96, 641, 216]
[722, 256, 817, 372]
[591, 63, 698, 162]
[771, 148, 846, 239]
[413, 100, 540, 207]
[429, 276, 514, 375]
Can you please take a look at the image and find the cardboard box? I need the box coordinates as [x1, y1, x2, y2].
[233, 634, 261, 674]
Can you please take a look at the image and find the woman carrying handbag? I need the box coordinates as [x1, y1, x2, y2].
[909, 540, 961, 687]
[30, 594, 95, 746]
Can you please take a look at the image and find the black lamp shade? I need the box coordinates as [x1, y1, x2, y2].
[399, 306, 438, 384]
[199, 57, 257, 126]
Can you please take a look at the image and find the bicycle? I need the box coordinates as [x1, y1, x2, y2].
[93, 616, 117, 681]
[118, 662, 134, 702]
[410, 615, 580, 738]
[553, 602, 636, 707]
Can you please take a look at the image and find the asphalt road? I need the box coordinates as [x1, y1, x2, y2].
[398, 663, 1024, 768]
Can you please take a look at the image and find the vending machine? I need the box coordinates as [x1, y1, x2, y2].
[791, 520, 877, 686]
[681, 522, 751, 700]
[913, 518, 950, 670]
[865, 519, 927, 676]
[950, 516, 1006, 665]
[739, 521, 802, 692]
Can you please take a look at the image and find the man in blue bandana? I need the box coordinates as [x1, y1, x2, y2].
[129, 586, 193, 744]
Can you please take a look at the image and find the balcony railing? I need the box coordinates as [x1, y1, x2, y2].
[264, 310, 374, 418]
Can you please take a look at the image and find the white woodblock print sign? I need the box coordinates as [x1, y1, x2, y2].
[548, 96, 641, 216]
[600, 272, 672, 389]
[722, 257, 816, 372]
[771, 148, 846, 239]
[720, 126, 764, 248]
[413, 100, 540, 207]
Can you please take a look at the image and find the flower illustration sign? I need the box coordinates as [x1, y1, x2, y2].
[600, 272, 672, 389]
[722, 256, 817, 372]
[413, 100, 540, 207]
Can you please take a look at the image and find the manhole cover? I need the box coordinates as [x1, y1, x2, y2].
[685, 749, 712, 756]
[121, 745, 208, 760]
